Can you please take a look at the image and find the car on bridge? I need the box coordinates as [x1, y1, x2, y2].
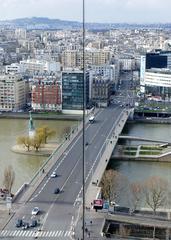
[54, 188, 60, 194]
[31, 207, 39, 215]
[50, 171, 58, 178]
[89, 115, 95, 123]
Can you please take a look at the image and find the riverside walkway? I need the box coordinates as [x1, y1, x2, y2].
[119, 135, 171, 144]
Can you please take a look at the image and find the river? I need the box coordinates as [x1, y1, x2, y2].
[0, 118, 76, 193]
[109, 122, 171, 185]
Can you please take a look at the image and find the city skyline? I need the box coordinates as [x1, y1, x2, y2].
[0, 0, 171, 24]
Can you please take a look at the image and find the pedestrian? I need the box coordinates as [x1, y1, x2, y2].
[88, 232, 90, 238]
[90, 220, 92, 225]
[42, 169, 45, 174]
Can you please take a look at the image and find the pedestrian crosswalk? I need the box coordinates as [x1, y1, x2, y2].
[0, 230, 72, 238]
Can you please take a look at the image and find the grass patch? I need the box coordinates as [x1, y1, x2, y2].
[125, 147, 137, 151]
[139, 151, 160, 155]
[123, 151, 136, 156]
[140, 146, 163, 151]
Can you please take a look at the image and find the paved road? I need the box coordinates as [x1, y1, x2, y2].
[3, 106, 124, 239]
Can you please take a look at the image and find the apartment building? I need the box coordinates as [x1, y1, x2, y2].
[31, 81, 62, 111]
[0, 74, 26, 111]
[20, 59, 61, 74]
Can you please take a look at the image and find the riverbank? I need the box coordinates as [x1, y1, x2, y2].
[112, 144, 171, 162]
[0, 112, 82, 121]
[11, 143, 58, 157]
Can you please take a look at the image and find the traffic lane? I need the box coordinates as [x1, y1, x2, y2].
[60, 107, 124, 206]
[39, 108, 121, 225]
[41, 202, 74, 231]
[29, 108, 109, 202]
[31, 144, 83, 203]
[29, 131, 84, 202]
[28, 107, 104, 201]
[5, 201, 46, 230]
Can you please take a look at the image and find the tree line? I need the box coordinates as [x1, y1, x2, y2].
[100, 169, 169, 215]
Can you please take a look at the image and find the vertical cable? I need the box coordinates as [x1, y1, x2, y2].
[82, 0, 85, 239]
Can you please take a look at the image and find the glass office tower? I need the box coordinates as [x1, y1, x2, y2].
[62, 70, 89, 110]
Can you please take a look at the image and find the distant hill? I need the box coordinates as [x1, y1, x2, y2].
[0, 17, 171, 30]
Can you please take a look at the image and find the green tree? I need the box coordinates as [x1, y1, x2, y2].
[17, 136, 32, 151]
[36, 125, 56, 144]
[3, 165, 15, 196]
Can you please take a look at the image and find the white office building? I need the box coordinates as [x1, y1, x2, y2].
[143, 68, 171, 99]
[20, 59, 61, 74]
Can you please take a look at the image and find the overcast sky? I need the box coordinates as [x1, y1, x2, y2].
[0, 0, 171, 23]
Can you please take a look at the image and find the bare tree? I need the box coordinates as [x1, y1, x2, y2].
[100, 169, 128, 203]
[17, 136, 32, 151]
[3, 165, 15, 196]
[144, 176, 168, 215]
[31, 133, 44, 152]
[130, 182, 143, 212]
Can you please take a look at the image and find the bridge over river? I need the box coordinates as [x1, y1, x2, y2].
[3, 106, 131, 239]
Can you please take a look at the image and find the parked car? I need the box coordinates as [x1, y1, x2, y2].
[30, 219, 38, 228]
[54, 188, 60, 194]
[31, 207, 39, 215]
[15, 219, 23, 228]
[50, 171, 57, 178]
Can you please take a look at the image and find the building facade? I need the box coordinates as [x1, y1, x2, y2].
[20, 59, 61, 74]
[144, 68, 171, 99]
[91, 75, 111, 107]
[62, 70, 89, 111]
[0, 74, 26, 111]
[31, 81, 62, 111]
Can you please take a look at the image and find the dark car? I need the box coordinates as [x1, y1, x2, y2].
[54, 188, 60, 194]
[30, 220, 37, 228]
[15, 219, 23, 228]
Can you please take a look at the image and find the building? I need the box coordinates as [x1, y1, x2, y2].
[61, 50, 77, 69]
[91, 75, 111, 107]
[61, 50, 111, 69]
[0, 74, 26, 111]
[15, 28, 27, 40]
[90, 64, 119, 88]
[20, 59, 61, 74]
[5, 63, 21, 74]
[31, 81, 62, 111]
[143, 68, 171, 100]
[62, 70, 89, 113]
[140, 51, 171, 93]
[119, 56, 135, 71]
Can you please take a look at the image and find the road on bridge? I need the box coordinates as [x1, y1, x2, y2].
[2, 106, 125, 239]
